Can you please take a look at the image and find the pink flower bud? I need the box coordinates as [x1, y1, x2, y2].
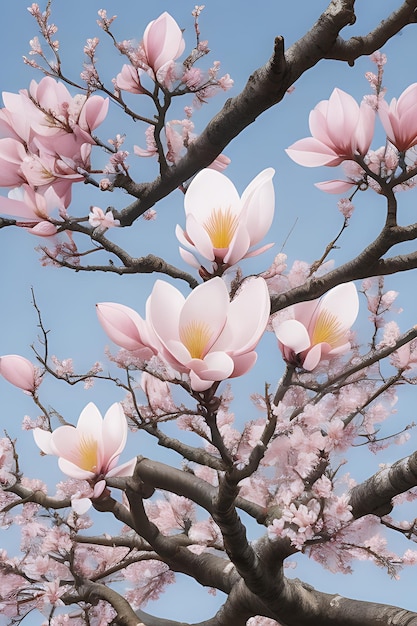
[0, 355, 38, 392]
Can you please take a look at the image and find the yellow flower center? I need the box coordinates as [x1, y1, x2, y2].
[203, 207, 239, 249]
[77, 435, 99, 472]
[180, 321, 212, 360]
[311, 310, 345, 348]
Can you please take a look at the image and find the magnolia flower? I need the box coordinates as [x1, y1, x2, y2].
[116, 64, 146, 94]
[378, 83, 417, 152]
[273, 283, 359, 371]
[142, 12, 185, 74]
[0, 354, 39, 392]
[176, 168, 275, 273]
[33, 402, 136, 513]
[286, 88, 375, 167]
[147, 276, 270, 391]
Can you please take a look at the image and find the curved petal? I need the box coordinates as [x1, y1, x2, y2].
[302, 343, 326, 371]
[240, 168, 275, 245]
[33, 428, 56, 455]
[184, 169, 240, 221]
[315, 180, 356, 194]
[319, 282, 359, 330]
[102, 403, 127, 469]
[286, 138, 340, 167]
[223, 222, 251, 266]
[178, 246, 202, 270]
[58, 457, 95, 480]
[214, 278, 270, 354]
[185, 214, 216, 261]
[189, 351, 235, 381]
[179, 277, 229, 354]
[107, 457, 137, 477]
[147, 280, 185, 343]
[96, 302, 150, 352]
[229, 351, 257, 378]
[273, 319, 311, 353]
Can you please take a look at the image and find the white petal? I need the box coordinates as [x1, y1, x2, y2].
[273, 319, 311, 353]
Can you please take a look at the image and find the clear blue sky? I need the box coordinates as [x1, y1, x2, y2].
[1, 1, 417, 624]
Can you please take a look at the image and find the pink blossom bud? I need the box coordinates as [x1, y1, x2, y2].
[0, 355, 38, 392]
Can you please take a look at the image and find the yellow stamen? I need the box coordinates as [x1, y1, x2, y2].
[180, 320, 212, 359]
[311, 310, 345, 347]
[77, 435, 99, 472]
[203, 207, 238, 249]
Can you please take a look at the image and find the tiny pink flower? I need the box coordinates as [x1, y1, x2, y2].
[89, 206, 120, 229]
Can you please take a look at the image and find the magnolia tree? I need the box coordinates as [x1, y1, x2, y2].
[2, 1, 417, 625]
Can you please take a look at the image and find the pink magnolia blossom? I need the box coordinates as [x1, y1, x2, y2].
[96, 302, 160, 358]
[378, 83, 417, 152]
[116, 64, 146, 94]
[176, 168, 275, 271]
[273, 282, 359, 370]
[147, 276, 270, 391]
[0, 355, 39, 392]
[33, 402, 136, 512]
[286, 88, 375, 167]
[142, 12, 185, 75]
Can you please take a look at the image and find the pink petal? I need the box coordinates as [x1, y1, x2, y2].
[96, 302, 151, 352]
[71, 497, 92, 514]
[240, 167, 275, 246]
[179, 278, 229, 352]
[315, 180, 356, 194]
[302, 343, 325, 371]
[147, 280, 185, 343]
[184, 169, 240, 221]
[319, 282, 359, 330]
[102, 403, 127, 469]
[286, 138, 341, 167]
[58, 457, 95, 480]
[273, 319, 311, 353]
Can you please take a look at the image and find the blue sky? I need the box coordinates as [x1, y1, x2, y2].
[1, 1, 417, 623]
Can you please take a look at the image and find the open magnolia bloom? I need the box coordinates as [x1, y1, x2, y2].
[286, 88, 375, 167]
[33, 402, 136, 513]
[273, 283, 359, 371]
[147, 276, 271, 391]
[176, 168, 275, 274]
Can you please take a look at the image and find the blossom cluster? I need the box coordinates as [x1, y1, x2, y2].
[0, 77, 108, 233]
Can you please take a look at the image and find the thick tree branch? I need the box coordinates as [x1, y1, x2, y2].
[349, 449, 417, 519]
[116, 1, 416, 226]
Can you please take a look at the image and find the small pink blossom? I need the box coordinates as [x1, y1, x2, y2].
[116, 64, 145, 94]
[89, 206, 120, 229]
